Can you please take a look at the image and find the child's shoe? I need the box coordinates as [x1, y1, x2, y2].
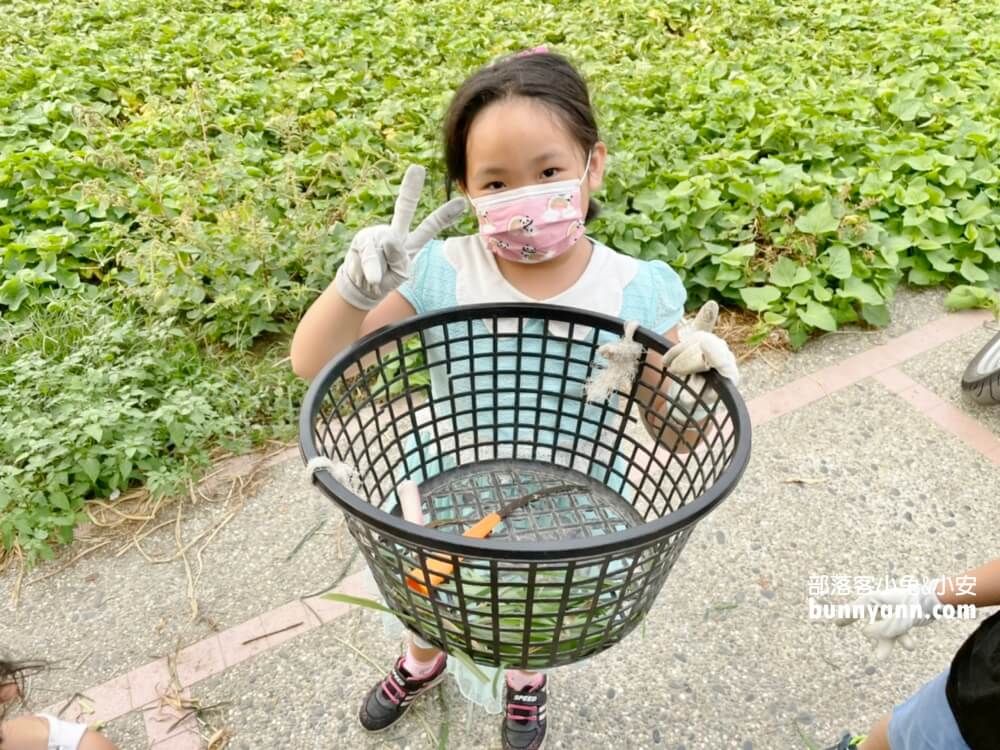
[501, 674, 548, 750]
[358, 652, 447, 732]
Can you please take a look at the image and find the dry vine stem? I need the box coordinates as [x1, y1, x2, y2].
[145, 648, 232, 748]
[6, 439, 296, 610]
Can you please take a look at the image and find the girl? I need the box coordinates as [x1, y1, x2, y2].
[291, 48, 738, 749]
[1, 658, 118, 750]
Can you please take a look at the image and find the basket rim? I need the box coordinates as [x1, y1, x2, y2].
[299, 302, 752, 560]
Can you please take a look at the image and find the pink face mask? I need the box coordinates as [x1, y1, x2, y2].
[469, 150, 593, 264]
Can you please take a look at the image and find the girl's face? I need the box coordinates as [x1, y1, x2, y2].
[461, 96, 606, 203]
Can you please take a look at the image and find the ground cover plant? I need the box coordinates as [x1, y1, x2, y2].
[2, 0, 999, 563]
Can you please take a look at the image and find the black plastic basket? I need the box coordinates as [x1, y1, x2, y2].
[300, 303, 751, 669]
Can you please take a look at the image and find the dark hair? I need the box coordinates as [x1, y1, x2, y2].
[443, 49, 602, 224]
[0, 657, 47, 729]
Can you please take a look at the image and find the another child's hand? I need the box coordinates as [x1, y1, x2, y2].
[661, 301, 739, 385]
[334, 165, 466, 310]
[836, 583, 942, 660]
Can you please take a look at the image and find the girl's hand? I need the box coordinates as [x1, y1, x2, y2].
[655, 301, 738, 427]
[661, 301, 739, 384]
[335, 165, 466, 310]
[836, 583, 942, 660]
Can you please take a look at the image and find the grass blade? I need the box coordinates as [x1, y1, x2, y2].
[322, 592, 416, 623]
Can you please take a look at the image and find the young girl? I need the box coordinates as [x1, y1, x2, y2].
[1, 658, 118, 750]
[291, 48, 738, 749]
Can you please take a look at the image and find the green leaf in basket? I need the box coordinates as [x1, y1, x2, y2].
[492, 661, 508, 700]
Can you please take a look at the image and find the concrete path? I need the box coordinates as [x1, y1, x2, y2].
[3, 287, 998, 750]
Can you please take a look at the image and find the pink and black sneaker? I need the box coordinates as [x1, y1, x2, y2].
[502, 675, 548, 750]
[358, 653, 447, 732]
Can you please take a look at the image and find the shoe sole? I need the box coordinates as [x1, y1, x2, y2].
[360, 672, 446, 734]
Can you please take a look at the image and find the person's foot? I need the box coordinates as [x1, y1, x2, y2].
[824, 733, 866, 749]
[358, 653, 447, 732]
[501, 675, 548, 750]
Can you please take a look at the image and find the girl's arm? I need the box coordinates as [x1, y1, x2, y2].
[0, 715, 49, 750]
[290, 280, 368, 381]
[637, 327, 706, 453]
[937, 558, 1000, 608]
[0, 716, 118, 750]
[290, 287, 416, 382]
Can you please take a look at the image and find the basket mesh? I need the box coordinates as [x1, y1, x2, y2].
[301, 304, 750, 669]
[409, 460, 642, 542]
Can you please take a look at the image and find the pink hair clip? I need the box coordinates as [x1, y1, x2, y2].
[515, 45, 549, 58]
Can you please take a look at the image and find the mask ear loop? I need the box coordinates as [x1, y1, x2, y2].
[580, 148, 594, 184]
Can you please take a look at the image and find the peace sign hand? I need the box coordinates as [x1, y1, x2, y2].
[335, 165, 467, 310]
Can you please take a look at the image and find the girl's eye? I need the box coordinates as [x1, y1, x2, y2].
[485, 181, 504, 190]
[541, 168, 559, 178]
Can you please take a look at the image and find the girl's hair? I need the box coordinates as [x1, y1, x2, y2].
[443, 49, 602, 224]
[0, 657, 47, 727]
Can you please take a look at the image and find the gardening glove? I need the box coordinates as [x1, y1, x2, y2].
[661, 301, 740, 384]
[659, 301, 739, 425]
[836, 581, 942, 660]
[335, 165, 466, 310]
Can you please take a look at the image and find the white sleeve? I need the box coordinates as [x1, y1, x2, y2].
[37, 714, 88, 750]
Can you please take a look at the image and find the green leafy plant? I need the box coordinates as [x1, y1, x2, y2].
[0, 286, 304, 563]
[5, 0, 999, 349]
[945, 284, 1000, 316]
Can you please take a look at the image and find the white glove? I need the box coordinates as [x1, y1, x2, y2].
[837, 582, 942, 660]
[334, 165, 466, 310]
[661, 301, 740, 384]
[658, 301, 738, 425]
